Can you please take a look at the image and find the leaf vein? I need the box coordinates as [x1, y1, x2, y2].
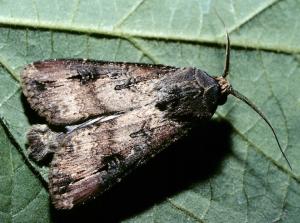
[167, 198, 204, 223]
[70, 0, 81, 24]
[0, 88, 20, 109]
[228, 0, 282, 35]
[113, 0, 147, 30]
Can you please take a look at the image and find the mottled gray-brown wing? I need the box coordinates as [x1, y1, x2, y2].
[21, 59, 179, 125]
[48, 105, 183, 209]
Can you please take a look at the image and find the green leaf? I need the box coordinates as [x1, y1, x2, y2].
[0, 0, 300, 222]
[0, 120, 50, 222]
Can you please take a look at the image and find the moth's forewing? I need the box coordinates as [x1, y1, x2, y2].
[49, 106, 182, 209]
[21, 59, 180, 125]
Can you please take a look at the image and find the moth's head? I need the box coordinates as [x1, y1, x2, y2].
[214, 76, 230, 105]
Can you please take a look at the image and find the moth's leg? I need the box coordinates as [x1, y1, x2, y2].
[27, 124, 64, 163]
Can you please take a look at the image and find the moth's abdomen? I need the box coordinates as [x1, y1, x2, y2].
[155, 68, 220, 121]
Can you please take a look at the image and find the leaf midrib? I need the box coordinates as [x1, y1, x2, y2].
[0, 0, 298, 57]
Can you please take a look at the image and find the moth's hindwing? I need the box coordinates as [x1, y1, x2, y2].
[48, 106, 183, 209]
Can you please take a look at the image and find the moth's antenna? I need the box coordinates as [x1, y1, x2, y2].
[214, 10, 230, 78]
[222, 33, 230, 78]
[215, 11, 292, 170]
[229, 88, 292, 170]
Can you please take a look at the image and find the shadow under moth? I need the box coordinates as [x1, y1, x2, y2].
[21, 33, 291, 210]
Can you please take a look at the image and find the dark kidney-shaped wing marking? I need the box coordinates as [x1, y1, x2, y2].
[21, 59, 180, 125]
[48, 105, 183, 209]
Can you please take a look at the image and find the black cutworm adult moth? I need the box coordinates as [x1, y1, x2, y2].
[21, 33, 291, 209]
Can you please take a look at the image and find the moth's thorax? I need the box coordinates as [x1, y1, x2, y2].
[155, 67, 221, 121]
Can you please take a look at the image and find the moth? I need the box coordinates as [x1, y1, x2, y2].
[21, 33, 291, 209]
